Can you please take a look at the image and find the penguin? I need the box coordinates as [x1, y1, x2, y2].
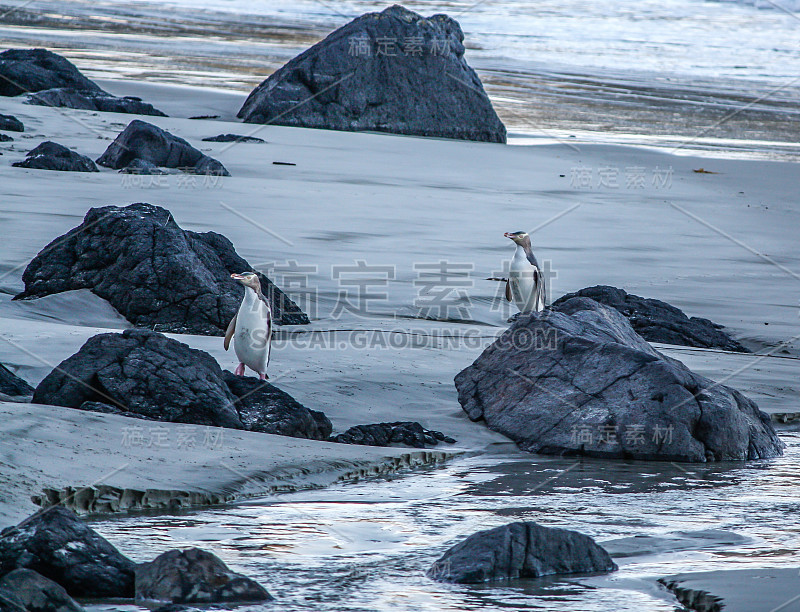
[225, 272, 272, 380]
[504, 231, 546, 313]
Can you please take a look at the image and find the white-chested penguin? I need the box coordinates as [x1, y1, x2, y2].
[225, 272, 272, 380]
[504, 231, 546, 313]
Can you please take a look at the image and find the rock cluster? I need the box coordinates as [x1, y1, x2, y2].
[238, 5, 506, 143]
[27, 89, 166, 116]
[13, 203, 308, 332]
[330, 421, 455, 447]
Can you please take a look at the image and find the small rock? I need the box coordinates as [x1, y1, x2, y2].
[0, 506, 136, 598]
[0, 49, 103, 97]
[202, 134, 265, 143]
[238, 5, 506, 143]
[330, 421, 456, 448]
[135, 548, 272, 603]
[0, 134, 13, 142]
[0, 113, 24, 132]
[96, 120, 229, 176]
[12, 142, 98, 172]
[552, 285, 750, 352]
[428, 521, 617, 583]
[26, 88, 166, 117]
[0, 363, 34, 398]
[0, 569, 85, 612]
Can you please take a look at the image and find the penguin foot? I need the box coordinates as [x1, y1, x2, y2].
[235, 362, 245, 376]
[258, 372, 268, 381]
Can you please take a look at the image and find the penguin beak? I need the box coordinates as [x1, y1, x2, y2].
[504, 232, 514, 239]
[231, 273, 246, 282]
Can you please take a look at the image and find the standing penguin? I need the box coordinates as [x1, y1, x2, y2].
[225, 272, 272, 380]
[504, 231, 546, 313]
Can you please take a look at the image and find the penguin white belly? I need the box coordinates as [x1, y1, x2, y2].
[233, 290, 270, 374]
[509, 249, 540, 313]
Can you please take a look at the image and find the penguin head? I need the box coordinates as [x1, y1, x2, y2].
[504, 231, 530, 246]
[231, 271, 261, 291]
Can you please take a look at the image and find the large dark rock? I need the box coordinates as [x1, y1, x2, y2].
[135, 548, 272, 603]
[552, 285, 750, 352]
[33, 330, 330, 440]
[12, 142, 98, 172]
[0, 113, 24, 132]
[33, 330, 243, 428]
[455, 297, 783, 462]
[222, 371, 332, 440]
[96, 120, 228, 176]
[238, 5, 506, 143]
[0, 363, 34, 398]
[330, 421, 455, 448]
[26, 88, 166, 117]
[0, 507, 136, 598]
[428, 521, 617, 583]
[0, 569, 84, 612]
[13, 203, 308, 331]
[0, 49, 103, 97]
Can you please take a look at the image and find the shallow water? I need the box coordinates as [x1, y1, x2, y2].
[89, 432, 800, 611]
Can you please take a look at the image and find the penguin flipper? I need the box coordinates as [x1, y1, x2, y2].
[505, 279, 513, 302]
[224, 312, 237, 350]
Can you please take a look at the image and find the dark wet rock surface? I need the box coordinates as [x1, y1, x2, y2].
[0, 569, 85, 612]
[135, 548, 272, 603]
[552, 285, 750, 352]
[223, 371, 333, 440]
[96, 120, 228, 176]
[0, 363, 33, 398]
[13, 202, 308, 332]
[238, 5, 506, 143]
[455, 297, 783, 462]
[0, 134, 13, 142]
[330, 421, 456, 448]
[0, 113, 24, 132]
[428, 521, 617, 583]
[33, 330, 244, 429]
[0, 507, 135, 598]
[12, 142, 98, 172]
[26, 88, 166, 117]
[0, 49, 103, 97]
[202, 134, 265, 143]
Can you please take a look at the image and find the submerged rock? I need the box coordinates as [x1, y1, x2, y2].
[33, 330, 243, 428]
[26, 88, 166, 117]
[13, 203, 308, 332]
[12, 142, 98, 172]
[0, 113, 24, 132]
[223, 371, 332, 440]
[552, 285, 750, 352]
[0, 49, 103, 97]
[455, 297, 783, 462]
[0, 363, 34, 398]
[202, 134, 265, 143]
[330, 421, 455, 448]
[96, 120, 228, 176]
[0, 569, 85, 612]
[428, 521, 617, 583]
[135, 548, 272, 603]
[0, 506, 136, 598]
[238, 5, 506, 143]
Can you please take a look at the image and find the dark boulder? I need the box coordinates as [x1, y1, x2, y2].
[0, 569, 84, 612]
[26, 88, 166, 117]
[13, 202, 309, 331]
[222, 371, 332, 440]
[12, 142, 98, 173]
[455, 297, 783, 462]
[0, 363, 34, 398]
[330, 421, 455, 448]
[0, 134, 12, 142]
[0, 506, 136, 598]
[428, 521, 617, 583]
[135, 548, 272, 603]
[202, 134, 264, 143]
[552, 285, 749, 352]
[238, 5, 506, 143]
[0, 49, 103, 97]
[0, 114, 24, 132]
[96, 120, 228, 176]
[33, 330, 243, 428]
